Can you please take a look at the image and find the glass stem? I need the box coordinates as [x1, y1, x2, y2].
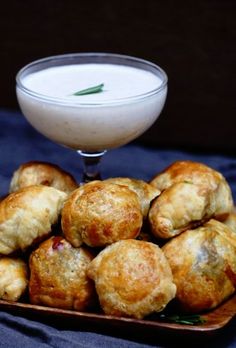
[77, 150, 106, 183]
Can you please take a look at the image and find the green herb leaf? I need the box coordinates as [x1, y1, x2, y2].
[158, 313, 206, 325]
[72, 83, 104, 96]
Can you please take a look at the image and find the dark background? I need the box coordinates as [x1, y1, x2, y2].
[0, 0, 235, 152]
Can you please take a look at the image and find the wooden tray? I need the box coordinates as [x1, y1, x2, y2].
[1, 294, 236, 338]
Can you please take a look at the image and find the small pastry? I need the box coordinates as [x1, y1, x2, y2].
[150, 160, 224, 192]
[162, 219, 236, 313]
[9, 161, 78, 194]
[148, 161, 233, 239]
[87, 239, 176, 319]
[0, 185, 67, 254]
[61, 181, 143, 247]
[104, 177, 160, 217]
[0, 257, 28, 301]
[29, 236, 95, 310]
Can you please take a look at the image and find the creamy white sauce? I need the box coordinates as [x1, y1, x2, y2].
[17, 63, 167, 151]
[22, 64, 162, 102]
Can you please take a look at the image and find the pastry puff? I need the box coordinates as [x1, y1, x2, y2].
[61, 181, 143, 248]
[149, 161, 233, 239]
[0, 257, 28, 301]
[223, 211, 236, 234]
[162, 219, 236, 313]
[150, 160, 224, 192]
[87, 239, 176, 319]
[104, 177, 160, 217]
[0, 185, 67, 254]
[9, 161, 78, 194]
[29, 236, 95, 311]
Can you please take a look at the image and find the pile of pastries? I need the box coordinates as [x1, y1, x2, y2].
[0, 160, 236, 320]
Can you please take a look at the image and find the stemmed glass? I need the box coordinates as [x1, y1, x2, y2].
[16, 53, 167, 182]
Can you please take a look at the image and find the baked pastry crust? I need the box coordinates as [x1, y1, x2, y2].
[29, 236, 95, 310]
[162, 219, 236, 313]
[148, 161, 233, 239]
[9, 161, 78, 194]
[104, 177, 160, 217]
[0, 185, 67, 254]
[150, 160, 224, 192]
[0, 257, 28, 301]
[61, 181, 143, 247]
[223, 211, 236, 234]
[87, 239, 176, 319]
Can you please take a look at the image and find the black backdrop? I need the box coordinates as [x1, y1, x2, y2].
[1, 0, 235, 152]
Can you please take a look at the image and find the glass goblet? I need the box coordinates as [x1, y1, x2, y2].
[16, 53, 167, 182]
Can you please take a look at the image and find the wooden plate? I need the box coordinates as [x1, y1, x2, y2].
[0, 191, 236, 339]
[1, 294, 236, 338]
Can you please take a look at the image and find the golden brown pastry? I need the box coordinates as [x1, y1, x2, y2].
[162, 219, 236, 313]
[104, 177, 160, 217]
[9, 161, 78, 194]
[150, 160, 224, 192]
[223, 212, 236, 234]
[0, 185, 67, 254]
[29, 236, 95, 310]
[148, 161, 233, 239]
[61, 181, 143, 247]
[0, 257, 28, 301]
[87, 239, 176, 319]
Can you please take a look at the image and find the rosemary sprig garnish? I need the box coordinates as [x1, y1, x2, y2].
[183, 180, 193, 184]
[158, 313, 206, 325]
[72, 83, 104, 96]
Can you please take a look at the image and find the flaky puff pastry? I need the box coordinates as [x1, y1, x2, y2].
[29, 236, 95, 311]
[61, 181, 143, 248]
[9, 161, 78, 194]
[87, 239, 176, 319]
[0, 257, 28, 301]
[104, 177, 160, 217]
[148, 161, 233, 239]
[0, 185, 67, 254]
[162, 219, 236, 313]
[150, 160, 224, 192]
[223, 212, 236, 234]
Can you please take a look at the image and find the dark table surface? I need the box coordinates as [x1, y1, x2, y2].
[1, 108, 236, 348]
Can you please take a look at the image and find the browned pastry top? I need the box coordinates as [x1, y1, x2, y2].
[87, 239, 176, 319]
[104, 177, 160, 217]
[61, 181, 143, 247]
[9, 161, 78, 194]
[150, 160, 223, 192]
[162, 219, 236, 313]
[148, 161, 233, 239]
[0, 185, 67, 254]
[29, 236, 95, 310]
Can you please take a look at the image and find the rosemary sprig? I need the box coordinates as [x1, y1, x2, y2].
[183, 180, 193, 184]
[72, 83, 104, 96]
[158, 313, 206, 325]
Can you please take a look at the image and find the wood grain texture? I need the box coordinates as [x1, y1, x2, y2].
[0, 294, 236, 336]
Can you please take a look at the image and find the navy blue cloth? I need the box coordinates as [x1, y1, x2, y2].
[1, 108, 236, 348]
